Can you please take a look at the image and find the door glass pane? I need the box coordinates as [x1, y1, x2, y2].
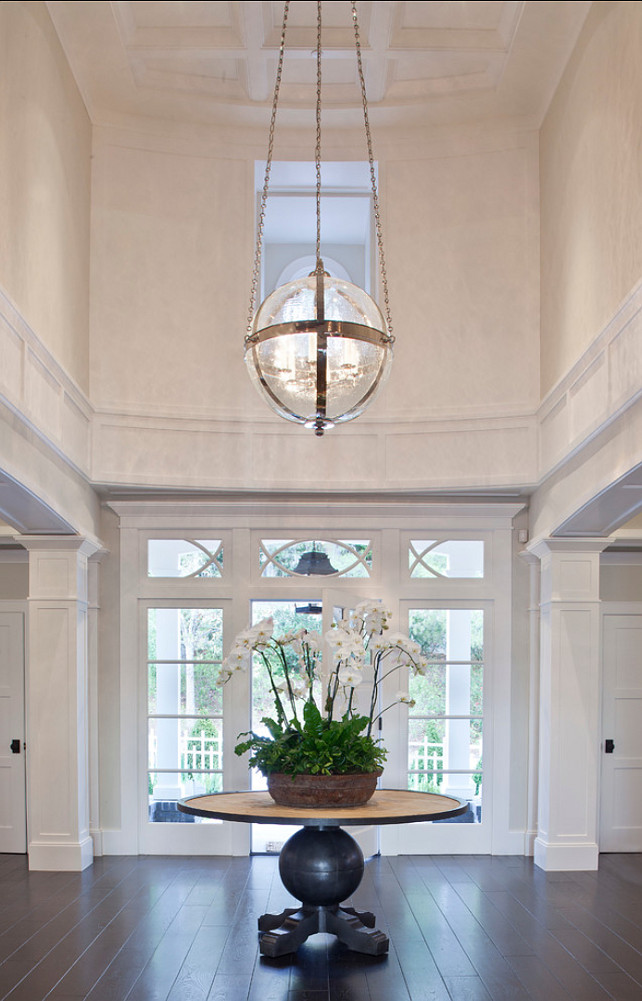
[408, 608, 484, 824]
[250, 600, 323, 731]
[408, 773, 483, 823]
[149, 664, 223, 716]
[147, 608, 224, 823]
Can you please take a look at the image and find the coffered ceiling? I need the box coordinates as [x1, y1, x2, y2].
[47, 1, 592, 130]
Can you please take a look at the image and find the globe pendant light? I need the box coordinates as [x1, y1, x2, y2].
[244, 1, 394, 437]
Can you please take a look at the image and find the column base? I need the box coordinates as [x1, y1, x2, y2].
[534, 837, 598, 871]
[28, 836, 94, 871]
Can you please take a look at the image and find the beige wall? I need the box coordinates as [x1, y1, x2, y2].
[540, 1, 642, 396]
[601, 562, 642, 602]
[0, 563, 28, 599]
[0, 2, 91, 392]
[89, 125, 539, 490]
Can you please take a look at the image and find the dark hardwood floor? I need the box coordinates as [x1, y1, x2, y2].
[0, 851, 640, 1001]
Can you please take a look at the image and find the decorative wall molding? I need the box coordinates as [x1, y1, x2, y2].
[0, 285, 92, 480]
[92, 411, 538, 492]
[538, 279, 642, 484]
[2, 264, 642, 538]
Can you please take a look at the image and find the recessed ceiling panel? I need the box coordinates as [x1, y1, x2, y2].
[46, 1, 592, 129]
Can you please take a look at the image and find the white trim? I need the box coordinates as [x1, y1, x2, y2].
[523, 830, 537, 856]
[112, 503, 523, 857]
[28, 838, 94, 872]
[0, 284, 92, 479]
[538, 278, 642, 484]
[533, 838, 599, 872]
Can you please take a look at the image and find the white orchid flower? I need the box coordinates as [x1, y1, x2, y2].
[325, 627, 358, 652]
[234, 629, 255, 650]
[250, 617, 274, 648]
[338, 667, 363, 687]
[221, 644, 250, 674]
[370, 633, 393, 652]
[301, 631, 322, 654]
[412, 656, 428, 676]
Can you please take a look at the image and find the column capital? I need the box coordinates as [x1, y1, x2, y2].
[527, 537, 611, 561]
[17, 534, 103, 558]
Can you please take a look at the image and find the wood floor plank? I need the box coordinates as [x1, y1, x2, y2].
[1, 853, 642, 1000]
[504, 954, 574, 1001]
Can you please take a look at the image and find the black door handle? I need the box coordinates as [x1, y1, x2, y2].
[10, 739, 21, 754]
[605, 739, 615, 754]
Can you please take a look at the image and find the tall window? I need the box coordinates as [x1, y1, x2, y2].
[147, 607, 224, 822]
[407, 608, 484, 822]
[258, 161, 375, 299]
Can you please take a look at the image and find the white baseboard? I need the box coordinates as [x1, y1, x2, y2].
[534, 837, 599, 871]
[28, 836, 94, 872]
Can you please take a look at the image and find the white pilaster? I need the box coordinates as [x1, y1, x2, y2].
[88, 551, 107, 856]
[23, 536, 102, 871]
[528, 538, 607, 871]
[520, 552, 540, 856]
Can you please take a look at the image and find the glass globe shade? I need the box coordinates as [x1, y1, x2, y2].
[245, 275, 393, 435]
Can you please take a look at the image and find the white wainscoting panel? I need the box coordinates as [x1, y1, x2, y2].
[538, 280, 642, 482]
[0, 286, 92, 479]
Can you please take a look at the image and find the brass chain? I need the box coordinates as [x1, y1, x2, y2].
[315, 0, 323, 274]
[246, 1, 393, 345]
[351, 1, 394, 342]
[246, 1, 290, 340]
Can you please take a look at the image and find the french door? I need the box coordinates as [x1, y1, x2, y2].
[141, 601, 237, 853]
[385, 601, 492, 854]
[140, 597, 492, 855]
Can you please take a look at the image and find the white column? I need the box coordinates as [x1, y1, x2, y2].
[88, 551, 106, 856]
[528, 538, 607, 871]
[521, 552, 540, 856]
[23, 536, 101, 871]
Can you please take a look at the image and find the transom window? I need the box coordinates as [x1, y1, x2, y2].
[409, 539, 484, 579]
[148, 539, 224, 578]
[259, 538, 372, 578]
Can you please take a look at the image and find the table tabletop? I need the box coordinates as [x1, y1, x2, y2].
[178, 788, 467, 827]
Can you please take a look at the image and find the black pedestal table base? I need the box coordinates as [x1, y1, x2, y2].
[258, 903, 388, 957]
[177, 789, 467, 958]
[258, 826, 388, 957]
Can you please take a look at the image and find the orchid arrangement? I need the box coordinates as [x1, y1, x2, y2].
[219, 601, 428, 777]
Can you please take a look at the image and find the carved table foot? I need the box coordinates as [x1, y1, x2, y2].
[258, 904, 388, 957]
[259, 906, 321, 957]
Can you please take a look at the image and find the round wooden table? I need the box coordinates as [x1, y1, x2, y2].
[178, 789, 466, 957]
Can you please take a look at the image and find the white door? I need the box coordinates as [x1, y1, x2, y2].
[0, 611, 26, 853]
[600, 611, 642, 852]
